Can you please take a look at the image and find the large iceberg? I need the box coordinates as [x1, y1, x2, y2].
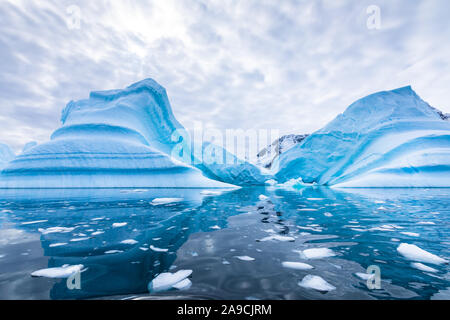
[0, 79, 239, 188]
[0, 143, 15, 170]
[274, 86, 450, 187]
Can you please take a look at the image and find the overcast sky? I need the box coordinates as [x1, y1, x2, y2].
[1, 0, 449, 153]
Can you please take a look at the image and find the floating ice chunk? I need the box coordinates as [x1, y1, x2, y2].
[296, 248, 336, 259]
[31, 264, 84, 278]
[148, 270, 192, 293]
[324, 212, 333, 217]
[400, 232, 420, 237]
[121, 239, 138, 245]
[235, 256, 255, 261]
[70, 237, 90, 242]
[112, 222, 127, 228]
[307, 198, 324, 201]
[49, 243, 68, 247]
[282, 262, 314, 270]
[200, 190, 222, 196]
[21, 220, 48, 225]
[417, 221, 435, 225]
[150, 245, 169, 252]
[38, 227, 76, 234]
[355, 272, 375, 280]
[258, 195, 269, 201]
[210, 225, 221, 230]
[172, 278, 192, 290]
[105, 250, 123, 254]
[411, 262, 438, 273]
[298, 275, 336, 292]
[258, 235, 295, 242]
[139, 247, 149, 251]
[151, 198, 183, 205]
[397, 243, 448, 265]
[91, 231, 104, 236]
[297, 208, 318, 212]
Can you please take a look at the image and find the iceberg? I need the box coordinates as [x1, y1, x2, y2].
[274, 86, 450, 187]
[0, 79, 237, 188]
[0, 143, 15, 170]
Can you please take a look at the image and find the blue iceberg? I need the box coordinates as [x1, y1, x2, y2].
[274, 86, 450, 187]
[0, 79, 240, 188]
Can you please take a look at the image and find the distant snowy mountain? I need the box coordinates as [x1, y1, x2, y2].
[274, 86, 450, 187]
[256, 134, 309, 169]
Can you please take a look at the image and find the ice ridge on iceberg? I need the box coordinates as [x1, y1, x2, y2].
[0, 79, 238, 188]
[274, 86, 450, 187]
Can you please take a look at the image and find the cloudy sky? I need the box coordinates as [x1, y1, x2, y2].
[0, 0, 449, 153]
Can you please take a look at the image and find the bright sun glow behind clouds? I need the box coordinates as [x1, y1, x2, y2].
[0, 0, 449, 152]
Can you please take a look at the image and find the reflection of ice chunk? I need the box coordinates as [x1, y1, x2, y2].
[148, 270, 192, 293]
[298, 275, 336, 292]
[31, 264, 83, 278]
[296, 248, 336, 259]
[151, 198, 183, 205]
[282, 262, 314, 270]
[397, 243, 448, 265]
[411, 262, 438, 273]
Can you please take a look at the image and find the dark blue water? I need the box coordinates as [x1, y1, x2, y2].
[0, 187, 448, 300]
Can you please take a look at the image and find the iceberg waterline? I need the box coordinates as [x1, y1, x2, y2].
[0, 80, 449, 188]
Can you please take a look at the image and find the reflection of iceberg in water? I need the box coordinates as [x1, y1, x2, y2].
[4, 188, 241, 299]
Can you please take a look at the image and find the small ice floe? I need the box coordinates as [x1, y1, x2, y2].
[70, 237, 90, 242]
[121, 239, 138, 245]
[91, 217, 105, 221]
[31, 264, 84, 278]
[105, 250, 123, 254]
[374, 200, 386, 204]
[91, 231, 104, 236]
[235, 256, 255, 261]
[150, 245, 169, 252]
[49, 243, 68, 248]
[391, 238, 401, 242]
[296, 248, 336, 260]
[307, 198, 324, 201]
[222, 260, 230, 265]
[282, 261, 314, 270]
[139, 247, 149, 251]
[210, 225, 221, 230]
[411, 262, 438, 273]
[397, 243, 448, 265]
[400, 232, 420, 237]
[258, 235, 295, 242]
[324, 212, 333, 217]
[38, 227, 76, 235]
[112, 222, 127, 228]
[417, 221, 435, 225]
[355, 272, 375, 281]
[258, 195, 269, 201]
[297, 208, 318, 212]
[1, 209, 13, 213]
[200, 190, 222, 196]
[148, 270, 193, 293]
[151, 198, 183, 205]
[21, 220, 48, 225]
[298, 275, 336, 292]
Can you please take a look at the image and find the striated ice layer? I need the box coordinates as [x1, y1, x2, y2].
[274, 86, 450, 187]
[0, 79, 234, 188]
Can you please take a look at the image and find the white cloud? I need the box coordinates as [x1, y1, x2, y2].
[0, 0, 449, 152]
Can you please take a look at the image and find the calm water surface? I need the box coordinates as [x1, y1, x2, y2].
[0, 187, 449, 300]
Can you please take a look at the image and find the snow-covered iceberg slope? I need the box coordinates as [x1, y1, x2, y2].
[274, 86, 450, 187]
[0, 143, 15, 170]
[0, 79, 235, 188]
